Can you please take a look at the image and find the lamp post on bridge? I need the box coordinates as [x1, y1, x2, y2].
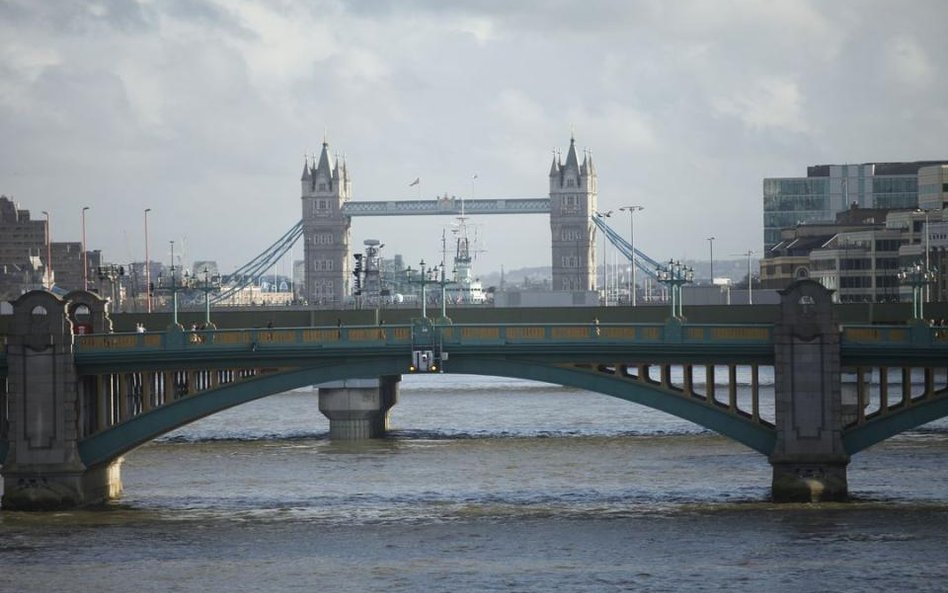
[41, 210, 52, 289]
[619, 205, 644, 306]
[81, 206, 90, 290]
[595, 210, 612, 304]
[162, 240, 183, 327]
[145, 208, 152, 313]
[656, 259, 694, 319]
[732, 250, 757, 305]
[96, 264, 126, 311]
[405, 259, 436, 319]
[707, 236, 715, 285]
[898, 261, 937, 321]
[429, 263, 458, 322]
[195, 266, 221, 328]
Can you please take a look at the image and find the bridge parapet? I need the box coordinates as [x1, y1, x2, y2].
[74, 321, 775, 354]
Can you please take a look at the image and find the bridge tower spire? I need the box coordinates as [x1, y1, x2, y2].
[301, 138, 352, 305]
[549, 134, 598, 292]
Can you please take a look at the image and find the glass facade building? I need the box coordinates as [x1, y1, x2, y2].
[763, 161, 948, 253]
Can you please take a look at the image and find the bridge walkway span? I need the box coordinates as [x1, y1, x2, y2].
[34, 319, 948, 471]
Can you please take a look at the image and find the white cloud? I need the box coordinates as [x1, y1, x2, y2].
[711, 77, 809, 134]
[1, 0, 947, 273]
[882, 36, 934, 90]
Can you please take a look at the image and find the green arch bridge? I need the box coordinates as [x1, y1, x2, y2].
[2, 281, 947, 508]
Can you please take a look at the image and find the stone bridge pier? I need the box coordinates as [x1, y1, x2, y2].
[317, 376, 400, 439]
[770, 280, 850, 502]
[1, 290, 121, 510]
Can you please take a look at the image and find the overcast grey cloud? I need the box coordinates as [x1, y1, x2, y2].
[2, 0, 946, 275]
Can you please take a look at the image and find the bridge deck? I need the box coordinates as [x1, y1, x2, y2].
[341, 198, 550, 216]
[72, 322, 777, 371]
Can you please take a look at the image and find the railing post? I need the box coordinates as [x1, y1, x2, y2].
[770, 280, 849, 502]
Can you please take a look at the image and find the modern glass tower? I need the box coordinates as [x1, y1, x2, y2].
[763, 161, 948, 253]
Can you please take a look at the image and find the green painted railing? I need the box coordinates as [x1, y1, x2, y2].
[71, 322, 778, 353]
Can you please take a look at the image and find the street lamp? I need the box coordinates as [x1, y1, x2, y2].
[145, 208, 152, 313]
[430, 263, 457, 321]
[619, 205, 644, 305]
[41, 210, 52, 289]
[733, 250, 756, 305]
[168, 240, 180, 326]
[898, 261, 937, 321]
[917, 209, 932, 303]
[707, 236, 715, 285]
[81, 206, 90, 290]
[96, 264, 125, 311]
[655, 259, 694, 319]
[196, 266, 221, 327]
[405, 259, 434, 319]
[595, 210, 612, 304]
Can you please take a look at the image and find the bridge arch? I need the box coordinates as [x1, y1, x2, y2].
[78, 356, 777, 468]
[843, 396, 948, 454]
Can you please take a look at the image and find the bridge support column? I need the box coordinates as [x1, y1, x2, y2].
[1, 291, 123, 511]
[770, 280, 849, 502]
[318, 375, 399, 440]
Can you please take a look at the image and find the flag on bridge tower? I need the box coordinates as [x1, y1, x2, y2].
[409, 177, 420, 187]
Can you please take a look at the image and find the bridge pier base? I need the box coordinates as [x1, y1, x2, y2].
[318, 376, 399, 439]
[1, 290, 122, 510]
[770, 280, 849, 503]
[2, 458, 123, 511]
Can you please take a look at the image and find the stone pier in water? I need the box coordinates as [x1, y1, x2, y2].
[317, 376, 400, 440]
[769, 280, 850, 502]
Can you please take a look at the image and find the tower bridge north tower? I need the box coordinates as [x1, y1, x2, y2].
[549, 136, 598, 292]
[301, 141, 352, 305]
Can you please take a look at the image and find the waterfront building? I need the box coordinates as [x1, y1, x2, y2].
[49, 242, 97, 293]
[0, 196, 47, 299]
[761, 207, 891, 291]
[761, 204, 948, 303]
[807, 226, 902, 303]
[917, 164, 948, 211]
[763, 161, 948, 253]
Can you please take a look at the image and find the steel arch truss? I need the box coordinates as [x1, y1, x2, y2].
[842, 365, 948, 454]
[76, 355, 778, 469]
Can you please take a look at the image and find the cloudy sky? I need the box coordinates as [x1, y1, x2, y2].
[2, 0, 946, 276]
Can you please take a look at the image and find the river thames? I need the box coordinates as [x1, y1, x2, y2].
[2, 374, 948, 592]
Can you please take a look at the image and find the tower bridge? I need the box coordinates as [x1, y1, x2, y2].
[3, 280, 948, 509]
[301, 135, 596, 304]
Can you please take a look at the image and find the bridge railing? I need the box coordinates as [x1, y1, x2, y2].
[73, 321, 777, 353]
[841, 324, 948, 348]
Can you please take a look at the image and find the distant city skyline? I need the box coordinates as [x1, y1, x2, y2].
[2, 1, 946, 275]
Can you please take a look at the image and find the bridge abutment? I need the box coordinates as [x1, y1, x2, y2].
[1, 291, 122, 511]
[318, 375, 399, 439]
[770, 280, 849, 502]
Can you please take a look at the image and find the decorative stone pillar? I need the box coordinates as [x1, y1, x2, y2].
[2, 290, 122, 510]
[770, 280, 849, 502]
[317, 375, 399, 439]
